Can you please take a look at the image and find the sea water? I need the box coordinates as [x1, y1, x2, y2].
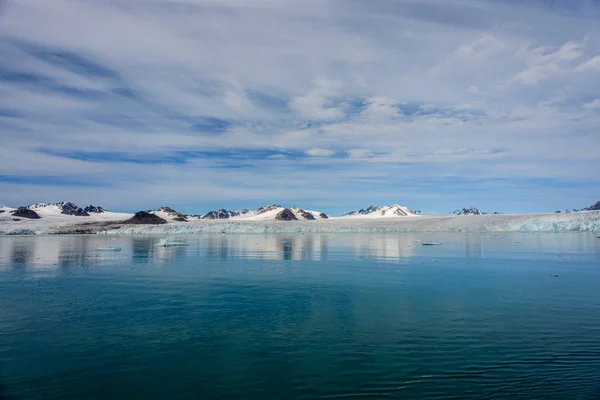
[0, 233, 599, 399]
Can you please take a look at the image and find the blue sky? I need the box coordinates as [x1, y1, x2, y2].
[0, 0, 599, 215]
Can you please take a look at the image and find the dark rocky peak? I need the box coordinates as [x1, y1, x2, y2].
[344, 205, 381, 216]
[364, 205, 381, 214]
[453, 207, 486, 216]
[11, 207, 41, 219]
[319, 213, 329, 219]
[554, 209, 580, 214]
[157, 206, 178, 214]
[587, 201, 600, 211]
[123, 211, 167, 225]
[275, 208, 298, 221]
[203, 209, 237, 220]
[156, 206, 187, 220]
[298, 209, 315, 220]
[84, 205, 105, 214]
[257, 204, 282, 215]
[60, 202, 89, 216]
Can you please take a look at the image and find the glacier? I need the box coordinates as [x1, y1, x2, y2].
[106, 212, 600, 235]
[1, 211, 598, 235]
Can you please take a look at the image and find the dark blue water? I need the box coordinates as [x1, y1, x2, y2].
[1, 233, 599, 399]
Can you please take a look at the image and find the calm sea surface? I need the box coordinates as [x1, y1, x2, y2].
[0, 233, 599, 399]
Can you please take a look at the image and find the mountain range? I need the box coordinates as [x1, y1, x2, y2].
[555, 201, 600, 213]
[2, 200, 600, 222]
[200, 205, 329, 221]
[343, 204, 417, 218]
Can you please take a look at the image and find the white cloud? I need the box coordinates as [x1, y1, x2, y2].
[306, 148, 335, 157]
[583, 98, 600, 110]
[347, 148, 374, 159]
[289, 77, 345, 120]
[511, 40, 584, 84]
[575, 55, 600, 72]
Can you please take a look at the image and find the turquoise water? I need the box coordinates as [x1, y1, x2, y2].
[1, 233, 599, 399]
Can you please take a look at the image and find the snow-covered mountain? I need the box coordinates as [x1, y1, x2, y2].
[25, 202, 107, 217]
[201, 205, 329, 221]
[0, 202, 132, 228]
[342, 204, 417, 218]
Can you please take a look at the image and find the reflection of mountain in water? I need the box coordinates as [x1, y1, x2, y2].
[461, 235, 483, 259]
[203, 235, 414, 261]
[132, 237, 156, 264]
[205, 235, 331, 261]
[345, 235, 414, 260]
[0, 234, 419, 269]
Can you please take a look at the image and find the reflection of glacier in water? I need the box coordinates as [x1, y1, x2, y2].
[1, 233, 599, 272]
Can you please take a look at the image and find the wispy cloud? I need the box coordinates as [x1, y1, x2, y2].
[1, 0, 599, 214]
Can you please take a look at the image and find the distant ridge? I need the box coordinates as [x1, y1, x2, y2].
[554, 200, 600, 214]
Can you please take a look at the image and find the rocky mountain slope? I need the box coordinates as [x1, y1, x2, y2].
[150, 206, 188, 222]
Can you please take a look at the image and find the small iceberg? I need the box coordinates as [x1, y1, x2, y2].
[155, 239, 189, 247]
[97, 247, 122, 252]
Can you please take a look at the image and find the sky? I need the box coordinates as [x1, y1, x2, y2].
[1, 0, 599, 215]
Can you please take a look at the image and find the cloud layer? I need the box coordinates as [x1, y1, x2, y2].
[1, 0, 599, 214]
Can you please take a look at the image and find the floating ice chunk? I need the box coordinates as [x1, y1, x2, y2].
[97, 247, 122, 252]
[155, 239, 189, 247]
